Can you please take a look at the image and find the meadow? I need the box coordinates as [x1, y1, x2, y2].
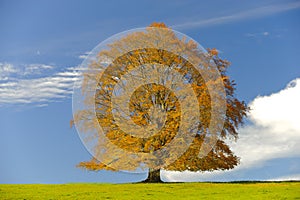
[1, 182, 299, 199]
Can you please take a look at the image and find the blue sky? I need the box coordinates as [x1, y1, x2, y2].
[0, 0, 299, 183]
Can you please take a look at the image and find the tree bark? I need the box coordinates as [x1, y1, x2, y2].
[142, 168, 163, 183]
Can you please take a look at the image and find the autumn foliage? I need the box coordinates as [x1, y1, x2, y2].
[74, 22, 249, 182]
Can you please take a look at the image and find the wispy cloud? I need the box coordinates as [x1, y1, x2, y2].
[0, 62, 55, 81]
[245, 31, 270, 38]
[0, 63, 82, 106]
[22, 64, 54, 75]
[163, 77, 300, 182]
[172, 1, 300, 30]
[0, 63, 19, 81]
[78, 51, 91, 60]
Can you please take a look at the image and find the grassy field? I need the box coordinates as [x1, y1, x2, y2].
[1, 182, 299, 199]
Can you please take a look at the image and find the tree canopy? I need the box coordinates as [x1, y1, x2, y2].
[73, 22, 249, 182]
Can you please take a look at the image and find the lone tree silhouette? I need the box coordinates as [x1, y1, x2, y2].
[73, 22, 249, 183]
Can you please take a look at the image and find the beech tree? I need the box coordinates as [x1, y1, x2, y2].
[73, 22, 248, 182]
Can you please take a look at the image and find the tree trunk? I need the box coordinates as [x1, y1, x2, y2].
[142, 168, 163, 183]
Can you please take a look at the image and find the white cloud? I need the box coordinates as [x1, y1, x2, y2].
[79, 51, 91, 59]
[56, 71, 82, 77]
[78, 52, 112, 66]
[262, 32, 269, 36]
[0, 77, 9, 81]
[0, 63, 19, 81]
[163, 78, 300, 182]
[23, 64, 54, 75]
[172, 1, 300, 29]
[267, 173, 300, 181]
[35, 103, 48, 108]
[245, 31, 270, 38]
[0, 63, 55, 80]
[231, 78, 300, 168]
[0, 62, 18, 73]
[0, 64, 82, 106]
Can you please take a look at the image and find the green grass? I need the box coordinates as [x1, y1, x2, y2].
[1, 182, 300, 199]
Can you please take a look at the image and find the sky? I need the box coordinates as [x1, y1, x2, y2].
[0, 0, 299, 183]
